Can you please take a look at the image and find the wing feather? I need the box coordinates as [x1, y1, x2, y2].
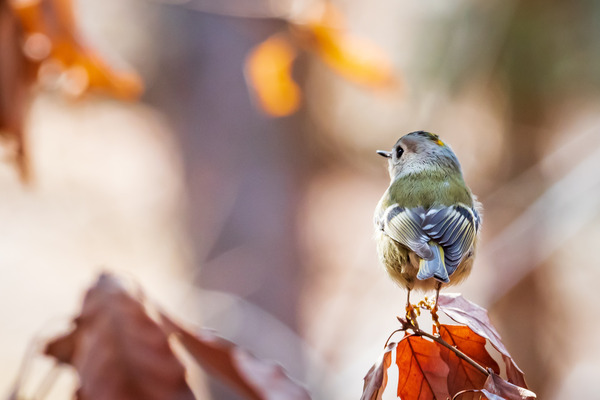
[380, 205, 432, 260]
[422, 204, 478, 275]
[377, 203, 479, 280]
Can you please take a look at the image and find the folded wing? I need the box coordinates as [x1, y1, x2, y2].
[377, 203, 479, 282]
[379, 205, 432, 260]
[422, 204, 479, 276]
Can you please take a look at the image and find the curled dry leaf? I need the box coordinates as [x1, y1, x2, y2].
[437, 294, 528, 388]
[233, 346, 311, 400]
[245, 33, 301, 117]
[160, 313, 311, 400]
[44, 273, 195, 400]
[360, 342, 395, 400]
[396, 335, 450, 400]
[43, 272, 310, 400]
[482, 373, 536, 400]
[438, 325, 500, 399]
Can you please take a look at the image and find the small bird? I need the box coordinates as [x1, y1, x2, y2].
[374, 131, 481, 321]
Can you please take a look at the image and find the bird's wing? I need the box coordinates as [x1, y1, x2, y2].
[422, 204, 478, 275]
[378, 205, 433, 260]
[417, 242, 449, 283]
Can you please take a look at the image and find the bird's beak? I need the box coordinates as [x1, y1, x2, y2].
[376, 150, 392, 158]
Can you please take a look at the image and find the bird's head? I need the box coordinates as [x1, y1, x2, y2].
[377, 131, 462, 181]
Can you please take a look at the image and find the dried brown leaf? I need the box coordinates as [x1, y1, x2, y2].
[438, 294, 528, 388]
[160, 313, 311, 400]
[360, 342, 395, 400]
[482, 373, 536, 399]
[396, 335, 450, 400]
[438, 325, 500, 399]
[44, 330, 76, 364]
[44, 273, 194, 400]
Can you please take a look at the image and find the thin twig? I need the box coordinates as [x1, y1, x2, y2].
[452, 388, 481, 400]
[396, 317, 489, 377]
[383, 328, 404, 348]
[416, 329, 489, 377]
[33, 364, 61, 400]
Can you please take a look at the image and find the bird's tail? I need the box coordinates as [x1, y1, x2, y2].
[417, 242, 449, 283]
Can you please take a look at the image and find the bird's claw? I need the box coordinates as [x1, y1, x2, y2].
[405, 303, 419, 330]
[431, 305, 441, 334]
[414, 297, 442, 333]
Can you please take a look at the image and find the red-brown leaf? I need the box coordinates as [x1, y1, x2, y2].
[45, 330, 76, 364]
[160, 313, 311, 400]
[44, 273, 194, 400]
[396, 335, 450, 400]
[438, 294, 528, 388]
[438, 325, 500, 398]
[482, 373, 536, 399]
[360, 342, 395, 400]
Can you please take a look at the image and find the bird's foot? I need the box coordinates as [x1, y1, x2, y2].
[405, 303, 420, 330]
[416, 297, 434, 311]
[416, 297, 441, 334]
[431, 305, 441, 334]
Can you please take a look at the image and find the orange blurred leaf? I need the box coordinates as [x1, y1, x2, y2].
[438, 294, 528, 389]
[160, 313, 311, 400]
[245, 33, 301, 117]
[438, 325, 500, 399]
[360, 342, 395, 400]
[1, 0, 143, 180]
[396, 335, 450, 400]
[291, 6, 397, 90]
[10, 0, 142, 99]
[44, 273, 195, 400]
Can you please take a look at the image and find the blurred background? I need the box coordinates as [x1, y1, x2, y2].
[1, 0, 600, 398]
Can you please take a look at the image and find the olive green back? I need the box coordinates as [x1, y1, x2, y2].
[382, 170, 473, 209]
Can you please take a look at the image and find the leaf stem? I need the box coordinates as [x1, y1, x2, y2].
[452, 389, 481, 400]
[396, 317, 490, 377]
[383, 328, 404, 348]
[33, 363, 60, 400]
[416, 329, 489, 377]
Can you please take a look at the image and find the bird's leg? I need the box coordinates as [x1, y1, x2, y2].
[405, 288, 419, 329]
[431, 282, 442, 334]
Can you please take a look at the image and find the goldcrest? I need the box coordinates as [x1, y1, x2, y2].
[374, 131, 481, 303]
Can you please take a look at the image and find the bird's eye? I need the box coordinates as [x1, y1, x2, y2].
[395, 146, 404, 159]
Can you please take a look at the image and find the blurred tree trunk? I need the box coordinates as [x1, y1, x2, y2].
[144, 7, 308, 399]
